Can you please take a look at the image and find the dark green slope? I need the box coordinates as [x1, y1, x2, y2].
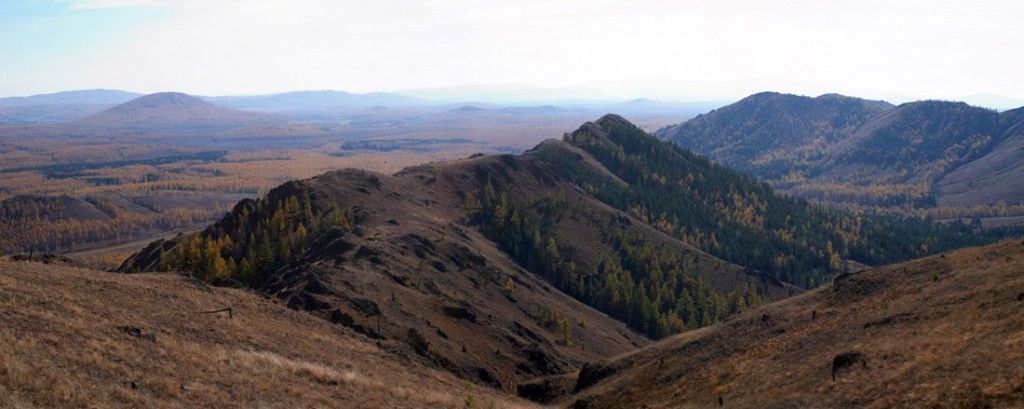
[552, 114, 1018, 288]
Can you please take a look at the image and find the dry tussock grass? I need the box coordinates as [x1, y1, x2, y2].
[0, 260, 542, 408]
[566, 240, 1024, 408]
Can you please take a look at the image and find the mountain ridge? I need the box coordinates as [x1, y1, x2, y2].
[124, 114, 875, 387]
[0, 89, 142, 107]
[117, 115, 1019, 393]
[658, 92, 1024, 209]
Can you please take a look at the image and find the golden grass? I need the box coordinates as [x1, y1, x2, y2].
[565, 240, 1024, 408]
[67, 249, 139, 270]
[0, 260, 543, 408]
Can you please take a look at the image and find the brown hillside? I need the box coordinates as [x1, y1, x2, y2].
[558, 240, 1024, 408]
[0, 258, 538, 408]
[122, 162, 650, 391]
[121, 132, 789, 390]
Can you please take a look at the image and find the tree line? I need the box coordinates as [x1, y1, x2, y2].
[151, 190, 353, 285]
[548, 119, 1022, 288]
[0, 196, 224, 255]
[466, 179, 763, 338]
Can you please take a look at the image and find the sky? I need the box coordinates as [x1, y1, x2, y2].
[1, 0, 1023, 103]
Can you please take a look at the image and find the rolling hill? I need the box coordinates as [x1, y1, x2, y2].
[658, 92, 1024, 211]
[7, 237, 1022, 407]
[548, 239, 1024, 408]
[118, 114, 1018, 391]
[73, 92, 286, 131]
[937, 107, 1024, 207]
[0, 257, 537, 408]
[116, 135, 775, 388]
[656, 92, 893, 179]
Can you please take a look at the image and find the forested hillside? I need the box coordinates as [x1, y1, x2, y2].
[656, 92, 892, 178]
[119, 164, 659, 388]
[658, 92, 1024, 214]
[0, 194, 231, 254]
[117, 115, 1022, 392]
[464, 174, 764, 337]
[559, 115, 1019, 288]
[121, 138, 786, 344]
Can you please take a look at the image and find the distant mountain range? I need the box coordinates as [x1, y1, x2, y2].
[7, 88, 1024, 212]
[206, 90, 428, 113]
[0, 88, 717, 124]
[0, 89, 143, 123]
[0, 89, 432, 124]
[0, 89, 142, 107]
[72, 92, 286, 131]
[658, 92, 1024, 210]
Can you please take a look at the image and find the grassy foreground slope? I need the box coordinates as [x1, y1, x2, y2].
[559, 240, 1024, 408]
[0, 258, 537, 409]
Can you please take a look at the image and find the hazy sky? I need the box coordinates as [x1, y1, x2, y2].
[1, 0, 1022, 101]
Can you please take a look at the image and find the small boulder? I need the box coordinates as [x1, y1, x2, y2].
[831, 351, 867, 380]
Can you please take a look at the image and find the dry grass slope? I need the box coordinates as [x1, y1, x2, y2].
[0, 259, 541, 408]
[562, 240, 1024, 408]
